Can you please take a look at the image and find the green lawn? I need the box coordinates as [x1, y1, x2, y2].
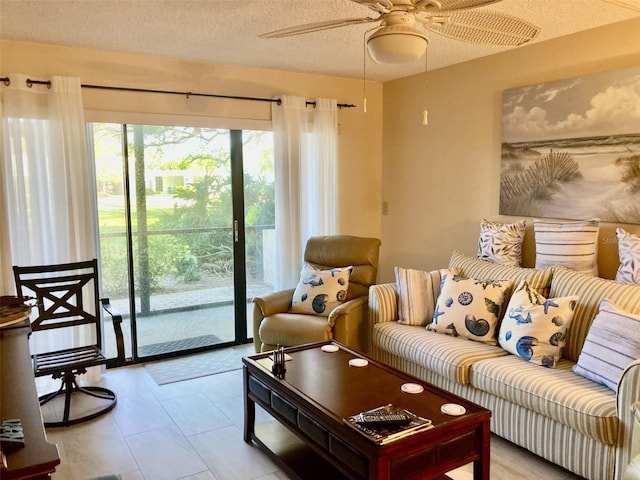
[98, 207, 174, 232]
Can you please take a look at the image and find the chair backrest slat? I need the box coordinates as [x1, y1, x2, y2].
[13, 259, 103, 348]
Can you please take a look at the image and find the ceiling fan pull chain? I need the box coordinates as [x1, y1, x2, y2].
[423, 48, 429, 126]
[363, 26, 370, 113]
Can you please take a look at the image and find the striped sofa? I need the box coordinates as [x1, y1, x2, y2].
[368, 251, 640, 480]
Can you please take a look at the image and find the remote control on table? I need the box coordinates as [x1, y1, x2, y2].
[355, 412, 412, 426]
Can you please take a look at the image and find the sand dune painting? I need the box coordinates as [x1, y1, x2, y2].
[500, 66, 640, 224]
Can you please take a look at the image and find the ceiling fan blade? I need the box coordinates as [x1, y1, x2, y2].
[260, 16, 380, 39]
[420, 10, 540, 46]
[602, 0, 640, 11]
[350, 0, 394, 14]
[416, 0, 503, 12]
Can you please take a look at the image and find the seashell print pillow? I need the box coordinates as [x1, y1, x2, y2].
[289, 263, 353, 316]
[498, 280, 578, 368]
[616, 228, 640, 284]
[428, 275, 513, 344]
[477, 219, 526, 267]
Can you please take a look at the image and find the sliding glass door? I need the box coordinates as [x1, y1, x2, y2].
[90, 123, 274, 362]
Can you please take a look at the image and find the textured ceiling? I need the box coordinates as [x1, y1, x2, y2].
[1, 0, 639, 82]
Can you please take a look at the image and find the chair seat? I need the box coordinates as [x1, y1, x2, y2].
[33, 345, 106, 378]
[259, 313, 332, 348]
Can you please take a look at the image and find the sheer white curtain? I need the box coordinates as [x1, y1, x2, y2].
[272, 95, 338, 289]
[0, 73, 99, 385]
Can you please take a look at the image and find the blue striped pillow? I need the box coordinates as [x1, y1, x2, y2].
[534, 218, 600, 276]
[573, 299, 640, 391]
[394, 267, 456, 326]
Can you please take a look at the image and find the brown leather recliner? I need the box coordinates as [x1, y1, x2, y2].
[252, 235, 381, 354]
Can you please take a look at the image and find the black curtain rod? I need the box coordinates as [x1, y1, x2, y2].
[0, 77, 356, 109]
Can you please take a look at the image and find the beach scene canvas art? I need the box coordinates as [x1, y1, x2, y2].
[500, 66, 640, 223]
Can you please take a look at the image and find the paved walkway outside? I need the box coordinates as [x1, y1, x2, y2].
[109, 283, 272, 314]
[104, 283, 272, 359]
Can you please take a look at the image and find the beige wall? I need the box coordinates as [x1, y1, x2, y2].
[0, 39, 383, 239]
[381, 18, 640, 283]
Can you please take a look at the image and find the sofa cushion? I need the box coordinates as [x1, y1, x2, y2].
[373, 322, 508, 384]
[470, 355, 618, 445]
[550, 267, 640, 362]
[394, 267, 456, 326]
[498, 281, 578, 368]
[449, 250, 555, 298]
[616, 228, 640, 284]
[477, 218, 527, 267]
[573, 299, 640, 391]
[533, 218, 600, 276]
[290, 263, 353, 316]
[429, 275, 513, 344]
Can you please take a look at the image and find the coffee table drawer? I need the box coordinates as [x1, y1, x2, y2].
[298, 411, 329, 450]
[330, 435, 368, 478]
[248, 376, 271, 404]
[271, 391, 298, 425]
[389, 431, 478, 478]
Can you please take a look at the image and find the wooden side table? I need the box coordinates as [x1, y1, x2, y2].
[1, 319, 60, 479]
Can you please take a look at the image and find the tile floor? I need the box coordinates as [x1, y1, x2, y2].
[44, 358, 584, 480]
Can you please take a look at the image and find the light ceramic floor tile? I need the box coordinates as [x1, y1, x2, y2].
[52, 415, 138, 480]
[126, 425, 208, 480]
[149, 377, 202, 401]
[160, 392, 233, 436]
[112, 391, 174, 436]
[120, 471, 145, 480]
[189, 424, 281, 480]
[179, 471, 218, 480]
[193, 368, 244, 401]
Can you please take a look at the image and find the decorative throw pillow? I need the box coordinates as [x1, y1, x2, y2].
[395, 267, 457, 326]
[449, 250, 555, 298]
[573, 299, 640, 391]
[429, 275, 513, 344]
[289, 263, 353, 316]
[533, 218, 600, 276]
[498, 281, 578, 368]
[616, 228, 640, 285]
[477, 219, 527, 267]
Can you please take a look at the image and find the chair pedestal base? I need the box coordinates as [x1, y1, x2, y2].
[39, 372, 117, 428]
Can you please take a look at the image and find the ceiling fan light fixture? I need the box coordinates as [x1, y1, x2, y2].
[367, 24, 428, 64]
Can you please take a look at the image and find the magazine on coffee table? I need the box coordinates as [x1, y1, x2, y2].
[344, 404, 433, 445]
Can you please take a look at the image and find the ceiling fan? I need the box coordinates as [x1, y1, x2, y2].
[260, 0, 541, 64]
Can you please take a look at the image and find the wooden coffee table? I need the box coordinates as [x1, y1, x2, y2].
[243, 341, 490, 480]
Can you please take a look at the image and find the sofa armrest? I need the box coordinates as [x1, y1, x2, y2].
[367, 283, 398, 354]
[328, 296, 368, 353]
[615, 358, 640, 479]
[368, 283, 398, 325]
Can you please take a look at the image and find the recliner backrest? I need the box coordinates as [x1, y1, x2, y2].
[304, 235, 381, 300]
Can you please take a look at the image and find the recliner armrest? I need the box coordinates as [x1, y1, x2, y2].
[253, 289, 295, 317]
[327, 296, 367, 327]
